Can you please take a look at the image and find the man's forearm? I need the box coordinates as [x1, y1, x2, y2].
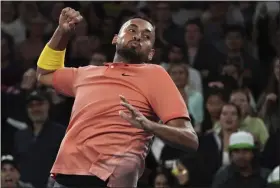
[146, 121, 198, 151]
[37, 27, 70, 77]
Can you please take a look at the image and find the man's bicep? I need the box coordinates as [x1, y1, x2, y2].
[166, 118, 192, 129]
[148, 66, 190, 123]
[52, 68, 78, 97]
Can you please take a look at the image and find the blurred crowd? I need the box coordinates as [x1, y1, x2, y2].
[1, 1, 280, 188]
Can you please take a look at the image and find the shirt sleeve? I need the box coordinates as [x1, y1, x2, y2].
[52, 67, 78, 97]
[147, 66, 190, 124]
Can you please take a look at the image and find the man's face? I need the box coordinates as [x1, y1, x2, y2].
[90, 53, 107, 66]
[231, 149, 253, 168]
[185, 24, 202, 46]
[169, 65, 188, 88]
[168, 46, 183, 63]
[114, 18, 155, 62]
[27, 100, 49, 123]
[1, 164, 20, 188]
[225, 31, 243, 51]
[156, 2, 171, 22]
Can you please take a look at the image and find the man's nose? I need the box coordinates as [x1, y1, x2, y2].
[133, 34, 141, 41]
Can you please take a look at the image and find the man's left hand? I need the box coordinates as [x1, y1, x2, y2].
[119, 95, 152, 131]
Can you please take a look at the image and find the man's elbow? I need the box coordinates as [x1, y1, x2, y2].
[183, 130, 199, 151]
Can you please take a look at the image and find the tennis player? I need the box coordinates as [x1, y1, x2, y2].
[37, 7, 198, 188]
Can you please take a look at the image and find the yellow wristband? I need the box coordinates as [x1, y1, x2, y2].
[37, 45, 66, 70]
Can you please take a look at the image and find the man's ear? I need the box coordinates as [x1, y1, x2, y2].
[148, 49, 155, 61]
[112, 34, 118, 45]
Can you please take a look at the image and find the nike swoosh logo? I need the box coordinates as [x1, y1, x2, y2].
[122, 73, 130, 76]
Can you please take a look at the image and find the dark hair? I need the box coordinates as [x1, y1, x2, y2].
[167, 63, 189, 79]
[184, 18, 204, 33]
[265, 57, 279, 94]
[223, 24, 246, 38]
[152, 167, 176, 187]
[125, 15, 156, 28]
[230, 89, 250, 103]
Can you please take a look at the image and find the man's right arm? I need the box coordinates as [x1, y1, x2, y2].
[36, 7, 83, 87]
[36, 27, 70, 86]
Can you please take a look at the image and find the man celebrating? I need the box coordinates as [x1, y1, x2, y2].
[37, 7, 198, 188]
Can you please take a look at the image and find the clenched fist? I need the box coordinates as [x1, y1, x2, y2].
[59, 7, 83, 32]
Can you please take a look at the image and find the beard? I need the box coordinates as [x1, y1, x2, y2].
[117, 46, 147, 63]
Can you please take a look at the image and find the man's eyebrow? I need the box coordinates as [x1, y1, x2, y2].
[128, 24, 152, 33]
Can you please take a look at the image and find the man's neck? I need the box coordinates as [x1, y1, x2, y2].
[113, 53, 142, 64]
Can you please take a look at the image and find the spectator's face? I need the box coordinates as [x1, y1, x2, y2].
[206, 95, 224, 119]
[90, 53, 107, 66]
[156, 3, 171, 22]
[220, 105, 239, 130]
[168, 46, 183, 62]
[231, 149, 253, 168]
[154, 174, 169, 188]
[169, 65, 188, 88]
[225, 31, 243, 51]
[185, 24, 202, 46]
[1, 2, 16, 23]
[27, 100, 49, 123]
[1, 164, 20, 188]
[114, 18, 155, 62]
[274, 58, 280, 81]
[209, 2, 229, 20]
[230, 92, 249, 116]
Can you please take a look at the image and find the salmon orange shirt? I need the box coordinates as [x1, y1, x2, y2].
[51, 63, 189, 187]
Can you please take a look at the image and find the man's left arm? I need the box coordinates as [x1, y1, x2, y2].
[119, 66, 198, 151]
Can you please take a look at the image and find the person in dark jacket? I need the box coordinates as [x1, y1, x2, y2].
[212, 131, 270, 188]
[14, 90, 66, 188]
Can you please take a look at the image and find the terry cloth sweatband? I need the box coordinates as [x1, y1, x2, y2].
[37, 45, 66, 70]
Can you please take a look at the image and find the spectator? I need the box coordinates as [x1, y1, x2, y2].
[261, 129, 280, 170]
[257, 57, 280, 134]
[160, 44, 203, 93]
[211, 132, 270, 188]
[198, 103, 241, 186]
[18, 14, 48, 69]
[228, 89, 269, 149]
[201, 88, 226, 133]
[168, 63, 204, 131]
[14, 90, 65, 188]
[153, 168, 176, 188]
[1, 2, 26, 44]
[1, 155, 34, 188]
[155, 2, 182, 47]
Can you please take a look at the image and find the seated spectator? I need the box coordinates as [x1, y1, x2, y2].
[201, 88, 226, 133]
[1, 155, 34, 188]
[14, 90, 65, 188]
[152, 168, 176, 188]
[198, 103, 241, 186]
[226, 89, 269, 149]
[161, 44, 203, 93]
[211, 132, 270, 188]
[168, 63, 204, 131]
[257, 57, 280, 135]
[266, 166, 280, 188]
[183, 19, 225, 84]
[261, 129, 280, 170]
